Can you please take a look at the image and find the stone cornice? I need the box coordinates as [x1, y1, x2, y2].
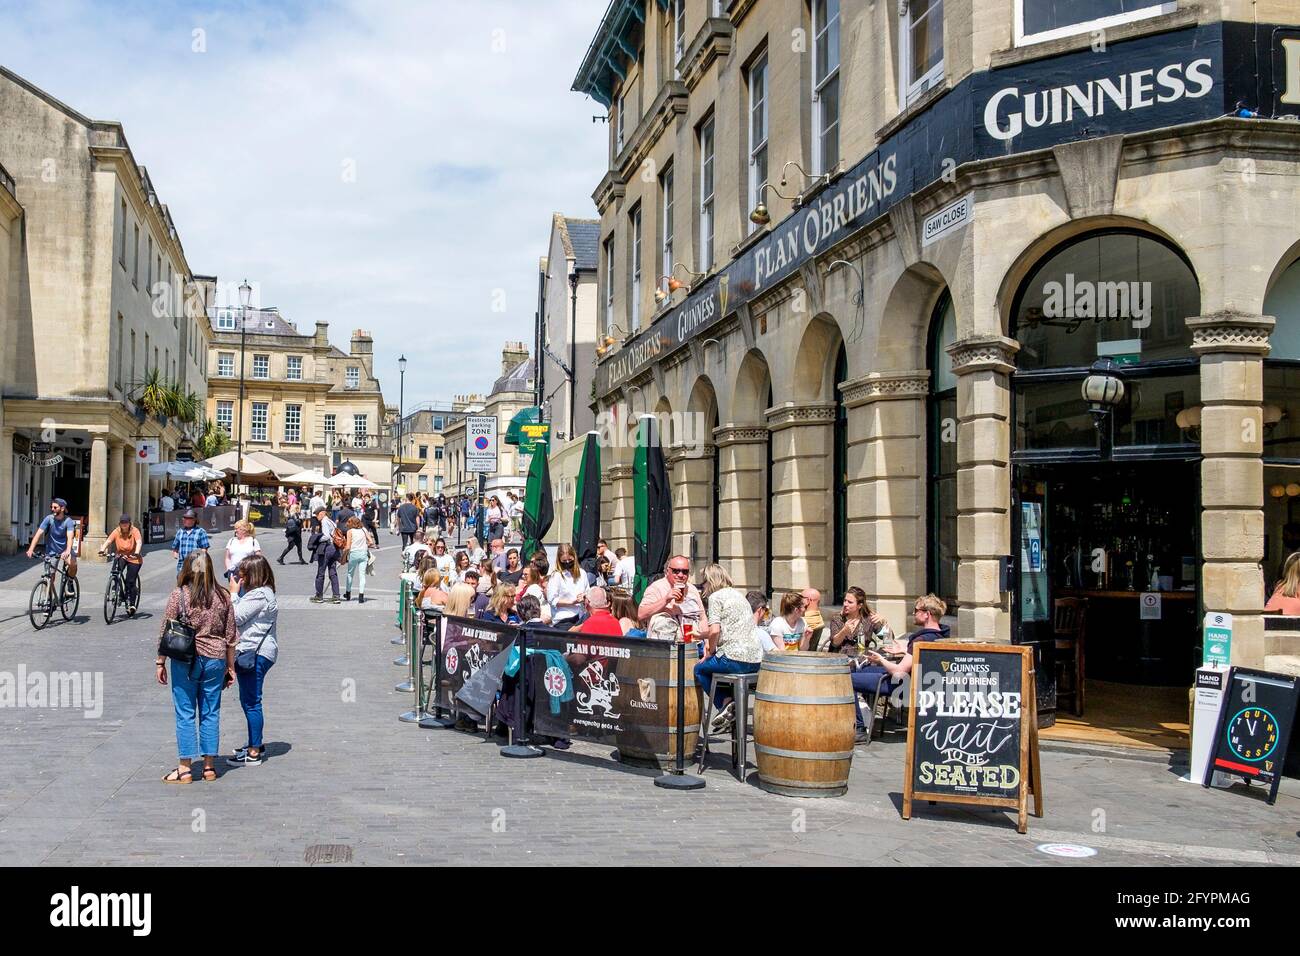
[606, 464, 634, 481]
[840, 370, 930, 407]
[948, 335, 1019, 375]
[1187, 312, 1276, 356]
[593, 168, 626, 216]
[765, 402, 837, 431]
[713, 424, 768, 445]
[679, 18, 733, 93]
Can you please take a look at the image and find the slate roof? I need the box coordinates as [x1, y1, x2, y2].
[491, 358, 535, 396]
[565, 218, 600, 271]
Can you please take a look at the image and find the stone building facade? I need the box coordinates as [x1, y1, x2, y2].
[0, 66, 211, 555]
[443, 343, 536, 501]
[574, 0, 1300, 683]
[392, 403, 465, 496]
[204, 310, 389, 486]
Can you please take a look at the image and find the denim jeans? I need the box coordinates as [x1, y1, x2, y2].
[235, 655, 274, 749]
[171, 655, 227, 759]
[315, 545, 339, 597]
[850, 666, 891, 728]
[345, 550, 368, 594]
[693, 654, 760, 708]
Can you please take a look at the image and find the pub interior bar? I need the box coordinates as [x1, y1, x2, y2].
[577, 1, 1300, 755]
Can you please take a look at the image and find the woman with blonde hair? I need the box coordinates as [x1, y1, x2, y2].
[547, 543, 588, 626]
[443, 582, 477, 619]
[480, 583, 519, 624]
[1266, 551, 1300, 614]
[695, 563, 763, 733]
[417, 567, 449, 610]
[224, 519, 262, 595]
[342, 515, 375, 604]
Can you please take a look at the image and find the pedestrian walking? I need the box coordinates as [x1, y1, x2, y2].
[310, 504, 342, 604]
[224, 519, 262, 595]
[227, 554, 278, 767]
[156, 551, 236, 783]
[169, 508, 210, 579]
[397, 492, 420, 548]
[342, 516, 375, 603]
[278, 504, 307, 564]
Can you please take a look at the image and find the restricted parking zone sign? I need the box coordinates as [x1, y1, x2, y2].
[465, 415, 498, 473]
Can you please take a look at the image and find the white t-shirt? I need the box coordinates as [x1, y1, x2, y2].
[769, 616, 806, 650]
[754, 626, 782, 655]
[615, 556, 635, 589]
[546, 571, 588, 620]
[226, 535, 262, 573]
[403, 542, 432, 565]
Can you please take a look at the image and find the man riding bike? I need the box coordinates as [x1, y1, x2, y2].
[26, 497, 78, 576]
[99, 512, 143, 613]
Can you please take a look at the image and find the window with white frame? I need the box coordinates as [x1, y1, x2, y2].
[353, 414, 368, 445]
[813, 0, 841, 175]
[215, 309, 236, 331]
[434, 415, 444, 430]
[630, 203, 642, 331]
[660, 165, 674, 290]
[748, 53, 769, 234]
[250, 402, 268, 441]
[615, 91, 626, 154]
[434, 476, 443, 492]
[673, 0, 686, 73]
[287, 355, 303, 380]
[147, 236, 153, 289]
[698, 116, 715, 272]
[252, 354, 269, 379]
[418, 444, 428, 459]
[324, 413, 336, 434]
[901, 0, 944, 107]
[1017, 1, 1174, 46]
[132, 224, 140, 288]
[346, 366, 359, 389]
[284, 404, 302, 443]
[418, 474, 428, 491]
[115, 314, 124, 389]
[119, 200, 127, 268]
[604, 236, 615, 334]
[216, 400, 233, 434]
[217, 352, 234, 377]
[434, 446, 444, 461]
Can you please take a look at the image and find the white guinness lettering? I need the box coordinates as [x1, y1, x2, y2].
[983, 58, 1213, 141]
[675, 294, 716, 340]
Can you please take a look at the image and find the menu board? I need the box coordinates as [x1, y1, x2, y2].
[1204, 666, 1298, 806]
[904, 642, 1043, 833]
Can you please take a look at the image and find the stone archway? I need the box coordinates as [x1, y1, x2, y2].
[717, 349, 773, 591]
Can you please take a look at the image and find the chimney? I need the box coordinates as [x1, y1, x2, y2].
[314, 321, 329, 347]
[501, 340, 529, 376]
[350, 328, 374, 375]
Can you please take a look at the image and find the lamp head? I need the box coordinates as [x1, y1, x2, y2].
[749, 202, 771, 226]
[398, 354, 407, 373]
[238, 279, 252, 309]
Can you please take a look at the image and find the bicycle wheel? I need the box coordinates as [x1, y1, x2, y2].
[103, 576, 120, 624]
[29, 578, 54, 630]
[59, 575, 80, 621]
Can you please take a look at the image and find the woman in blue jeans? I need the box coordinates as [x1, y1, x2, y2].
[156, 551, 237, 783]
[228, 554, 279, 766]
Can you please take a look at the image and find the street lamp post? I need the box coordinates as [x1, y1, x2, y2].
[397, 354, 406, 498]
[234, 278, 252, 494]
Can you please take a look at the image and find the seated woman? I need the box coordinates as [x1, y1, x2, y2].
[1265, 552, 1300, 614]
[824, 586, 893, 655]
[695, 565, 764, 734]
[479, 584, 519, 624]
[417, 568, 449, 611]
[609, 589, 641, 636]
[767, 592, 806, 654]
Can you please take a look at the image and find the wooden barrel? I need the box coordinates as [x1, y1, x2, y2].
[754, 652, 856, 797]
[611, 641, 700, 769]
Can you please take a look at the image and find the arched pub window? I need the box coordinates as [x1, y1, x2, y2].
[1011, 230, 1201, 458]
[1261, 255, 1300, 585]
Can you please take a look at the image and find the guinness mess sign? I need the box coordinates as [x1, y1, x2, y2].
[904, 642, 1043, 833]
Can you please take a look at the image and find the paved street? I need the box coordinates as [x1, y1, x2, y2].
[0, 531, 1295, 867]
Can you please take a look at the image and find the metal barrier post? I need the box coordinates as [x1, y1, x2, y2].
[501, 625, 542, 758]
[394, 597, 416, 693]
[654, 639, 705, 790]
[419, 612, 455, 729]
[400, 611, 428, 723]
[392, 578, 408, 645]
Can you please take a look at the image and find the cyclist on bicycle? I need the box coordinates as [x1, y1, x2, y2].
[99, 513, 143, 613]
[26, 497, 78, 575]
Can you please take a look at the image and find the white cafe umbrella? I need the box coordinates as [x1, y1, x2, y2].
[334, 475, 379, 490]
[283, 469, 340, 487]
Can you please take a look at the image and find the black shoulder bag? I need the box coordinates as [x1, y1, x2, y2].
[158, 587, 197, 664]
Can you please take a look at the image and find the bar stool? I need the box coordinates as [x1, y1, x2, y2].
[696, 671, 759, 779]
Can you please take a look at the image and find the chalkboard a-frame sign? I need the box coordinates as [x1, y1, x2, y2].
[1202, 666, 1298, 806]
[903, 643, 1044, 833]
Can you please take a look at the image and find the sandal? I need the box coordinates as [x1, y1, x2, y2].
[201, 766, 217, 781]
[163, 767, 193, 784]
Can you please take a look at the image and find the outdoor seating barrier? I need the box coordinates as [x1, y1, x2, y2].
[393, 579, 410, 645]
[416, 611, 455, 729]
[400, 611, 441, 723]
[394, 597, 417, 693]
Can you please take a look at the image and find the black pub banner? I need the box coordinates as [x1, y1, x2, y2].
[598, 21, 1299, 395]
[440, 615, 516, 701]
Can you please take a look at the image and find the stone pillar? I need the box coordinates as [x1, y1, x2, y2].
[948, 335, 1018, 642]
[767, 403, 837, 595]
[668, 443, 716, 566]
[841, 371, 929, 631]
[85, 434, 110, 555]
[123, 455, 141, 528]
[0, 427, 14, 554]
[606, 463, 635, 555]
[107, 440, 126, 536]
[713, 425, 768, 592]
[1190, 312, 1273, 670]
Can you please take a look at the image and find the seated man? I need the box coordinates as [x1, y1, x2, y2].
[849, 593, 949, 743]
[575, 587, 622, 636]
[637, 555, 708, 641]
[402, 530, 432, 569]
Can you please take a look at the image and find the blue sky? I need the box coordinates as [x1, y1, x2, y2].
[0, 0, 607, 408]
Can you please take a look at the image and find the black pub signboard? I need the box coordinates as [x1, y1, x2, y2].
[1204, 666, 1298, 806]
[904, 642, 1043, 833]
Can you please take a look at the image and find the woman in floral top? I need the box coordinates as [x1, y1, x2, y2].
[696, 564, 763, 734]
[156, 551, 237, 783]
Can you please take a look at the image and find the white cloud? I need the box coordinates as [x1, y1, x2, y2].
[0, 0, 607, 407]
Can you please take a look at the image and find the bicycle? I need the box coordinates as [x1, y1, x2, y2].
[28, 554, 80, 630]
[103, 555, 141, 625]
